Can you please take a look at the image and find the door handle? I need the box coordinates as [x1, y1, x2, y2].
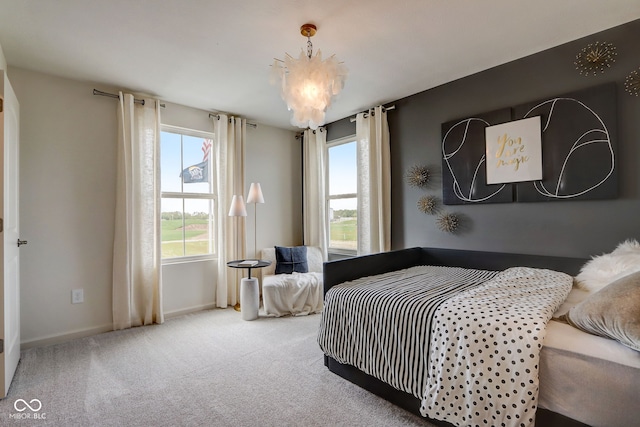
[17, 239, 27, 247]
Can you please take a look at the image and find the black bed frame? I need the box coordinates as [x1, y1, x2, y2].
[322, 247, 589, 427]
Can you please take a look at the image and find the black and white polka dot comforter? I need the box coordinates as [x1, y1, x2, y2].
[318, 265, 573, 427]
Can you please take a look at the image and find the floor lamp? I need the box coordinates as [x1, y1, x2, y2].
[228, 195, 247, 311]
[246, 183, 265, 259]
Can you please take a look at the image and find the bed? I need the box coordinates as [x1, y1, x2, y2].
[318, 247, 640, 427]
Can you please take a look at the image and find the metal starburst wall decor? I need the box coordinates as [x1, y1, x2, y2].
[436, 212, 459, 233]
[624, 68, 640, 97]
[574, 41, 617, 76]
[405, 165, 431, 188]
[417, 195, 438, 214]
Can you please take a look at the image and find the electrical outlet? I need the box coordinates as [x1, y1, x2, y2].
[71, 289, 84, 304]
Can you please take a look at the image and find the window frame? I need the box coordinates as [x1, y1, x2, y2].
[325, 134, 358, 256]
[160, 125, 217, 264]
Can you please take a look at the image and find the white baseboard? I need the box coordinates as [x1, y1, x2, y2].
[21, 323, 114, 350]
[20, 304, 218, 350]
[164, 303, 217, 319]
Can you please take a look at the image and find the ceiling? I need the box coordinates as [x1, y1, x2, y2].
[1, 1, 639, 130]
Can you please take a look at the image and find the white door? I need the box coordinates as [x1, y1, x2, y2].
[0, 69, 20, 399]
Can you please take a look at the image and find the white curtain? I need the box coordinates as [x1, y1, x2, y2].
[214, 114, 246, 308]
[356, 106, 391, 255]
[303, 128, 328, 259]
[112, 93, 163, 330]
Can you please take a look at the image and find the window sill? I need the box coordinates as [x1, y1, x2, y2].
[162, 255, 216, 266]
[328, 249, 357, 261]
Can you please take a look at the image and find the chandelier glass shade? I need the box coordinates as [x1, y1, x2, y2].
[270, 24, 347, 130]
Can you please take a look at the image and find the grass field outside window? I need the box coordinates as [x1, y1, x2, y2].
[161, 127, 216, 261]
[327, 136, 358, 253]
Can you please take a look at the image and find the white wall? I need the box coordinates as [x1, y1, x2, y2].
[9, 67, 301, 347]
[9, 68, 117, 347]
[0, 43, 7, 70]
[244, 124, 303, 257]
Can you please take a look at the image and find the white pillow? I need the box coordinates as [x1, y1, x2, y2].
[575, 239, 640, 292]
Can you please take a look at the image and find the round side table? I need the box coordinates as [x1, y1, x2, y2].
[227, 260, 271, 321]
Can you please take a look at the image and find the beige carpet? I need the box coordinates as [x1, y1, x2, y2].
[0, 308, 434, 426]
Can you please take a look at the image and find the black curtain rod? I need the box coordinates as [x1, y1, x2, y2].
[94, 88, 259, 128]
[93, 89, 166, 108]
[208, 113, 257, 128]
[349, 104, 396, 122]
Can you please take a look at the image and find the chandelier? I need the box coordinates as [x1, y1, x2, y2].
[270, 23, 348, 130]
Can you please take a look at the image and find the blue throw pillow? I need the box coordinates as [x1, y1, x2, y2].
[274, 246, 308, 274]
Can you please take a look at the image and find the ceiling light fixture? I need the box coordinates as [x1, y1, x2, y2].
[270, 23, 347, 130]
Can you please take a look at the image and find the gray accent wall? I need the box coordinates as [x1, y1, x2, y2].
[327, 19, 640, 258]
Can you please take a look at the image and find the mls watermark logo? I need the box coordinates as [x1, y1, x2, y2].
[10, 398, 46, 420]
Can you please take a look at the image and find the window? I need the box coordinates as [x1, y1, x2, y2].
[326, 135, 357, 253]
[160, 126, 216, 261]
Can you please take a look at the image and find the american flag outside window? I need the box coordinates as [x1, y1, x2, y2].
[180, 139, 212, 183]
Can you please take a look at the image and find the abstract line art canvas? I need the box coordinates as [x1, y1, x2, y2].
[440, 83, 617, 205]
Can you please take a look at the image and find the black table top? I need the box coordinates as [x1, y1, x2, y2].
[226, 259, 271, 269]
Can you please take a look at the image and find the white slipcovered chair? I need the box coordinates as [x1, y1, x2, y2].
[260, 246, 324, 317]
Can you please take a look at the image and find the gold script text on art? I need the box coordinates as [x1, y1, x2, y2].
[495, 133, 529, 171]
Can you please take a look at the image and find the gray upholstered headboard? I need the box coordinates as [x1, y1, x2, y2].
[323, 247, 588, 294]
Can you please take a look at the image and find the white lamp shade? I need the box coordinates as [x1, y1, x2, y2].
[228, 195, 247, 217]
[246, 183, 265, 204]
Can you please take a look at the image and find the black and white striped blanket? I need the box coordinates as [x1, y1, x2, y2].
[318, 265, 499, 399]
[318, 265, 572, 427]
